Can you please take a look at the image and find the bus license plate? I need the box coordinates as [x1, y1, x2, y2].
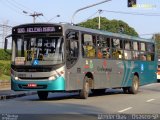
[27, 83, 37, 88]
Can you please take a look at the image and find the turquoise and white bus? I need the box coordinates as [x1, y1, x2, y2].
[4, 23, 157, 100]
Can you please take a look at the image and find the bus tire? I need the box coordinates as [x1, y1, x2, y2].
[80, 77, 90, 99]
[122, 87, 129, 94]
[37, 91, 48, 100]
[128, 75, 139, 94]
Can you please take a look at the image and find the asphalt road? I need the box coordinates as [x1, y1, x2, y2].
[0, 83, 160, 119]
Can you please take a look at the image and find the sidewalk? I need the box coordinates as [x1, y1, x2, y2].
[0, 81, 36, 100]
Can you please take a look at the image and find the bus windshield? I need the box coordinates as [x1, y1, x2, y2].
[13, 36, 64, 65]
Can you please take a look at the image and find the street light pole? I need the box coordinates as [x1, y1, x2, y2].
[98, 9, 103, 29]
[71, 0, 111, 24]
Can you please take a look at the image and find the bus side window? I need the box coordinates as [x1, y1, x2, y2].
[132, 41, 139, 60]
[97, 36, 111, 59]
[124, 40, 132, 60]
[111, 38, 123, 59]
[82, 34, 96, 58]
[140, 42, 146, 61]
[146, 43, 154, 61]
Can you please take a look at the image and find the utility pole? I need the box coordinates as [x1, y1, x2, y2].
[29, 12, 43, 23]
[98, 9, 103, 29]
[2, 21, 9, 48]
[71, 0, 111, 24]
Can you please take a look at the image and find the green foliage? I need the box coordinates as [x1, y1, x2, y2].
[0, 60, 11, 76]
[0, 49, 11, 60]
[78, 17, 139, 37]
[0, 50, 11, 78]
[0, 74, 10, 81]
[153, 34, 160, 57]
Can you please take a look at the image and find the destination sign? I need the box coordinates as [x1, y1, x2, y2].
[13, 25, 62, 34]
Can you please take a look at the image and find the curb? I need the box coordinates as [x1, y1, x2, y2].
[0, 92, 37, 100]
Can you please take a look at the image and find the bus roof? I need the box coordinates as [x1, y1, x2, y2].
[63, 23, 154, 43]
[13, 23, 155, 43]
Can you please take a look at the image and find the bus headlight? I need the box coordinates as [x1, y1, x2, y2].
[48, 75, 57, 81]
[15, 77, 19, 80]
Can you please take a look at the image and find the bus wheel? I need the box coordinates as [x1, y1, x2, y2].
[122, 87, 129, 94]
[80, 77, 90, 99]
[37, 91, 48, 100]
[128, 75, 139, 94]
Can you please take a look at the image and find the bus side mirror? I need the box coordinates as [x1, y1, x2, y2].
[4, 34, 12, 55]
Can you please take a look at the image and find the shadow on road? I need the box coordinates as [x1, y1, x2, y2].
[30, 88, 125, 101]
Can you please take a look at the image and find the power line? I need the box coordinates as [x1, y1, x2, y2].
[10, 0, 47, 22]
[85, 11, 99, 20]
[6, 0, 25, 12]
[1, 0, 46, 23]
[1, 0, 25, 16]
[5, 0, 37, 15]
[40, 15, 48, 22]
[47, 15, 60, 22]
[71, 0, 111, 24]
[7, 0, 58, 21]
[10, 0, 48, 22]
[102, 10, 160, 16]
[78, 11, 99, 23]
[11, 0, 34, 13]
[78, 8, 160, 24]
[0, 24, 12, 28]
[7, 0, 47, 21]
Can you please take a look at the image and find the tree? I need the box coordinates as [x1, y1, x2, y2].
[78, 17, 139, 37]
[152, 34, 160, 58]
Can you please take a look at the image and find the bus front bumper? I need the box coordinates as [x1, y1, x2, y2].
[11, 76, 65, 91]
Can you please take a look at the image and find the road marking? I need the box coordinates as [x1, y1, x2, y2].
[118, 107, 132, 113]
[146, 99, 155, 102]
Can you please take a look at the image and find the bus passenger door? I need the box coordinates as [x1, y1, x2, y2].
[110, 38, 124, 88]
[65, 30, 80, 90]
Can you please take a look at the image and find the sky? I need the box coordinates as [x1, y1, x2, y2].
[0, 0, 160, 38]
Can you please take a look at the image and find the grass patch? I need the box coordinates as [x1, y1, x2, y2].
[0, 60, 11, 64]
[0, 60, 11, 81]
[0, 74, 10, 81]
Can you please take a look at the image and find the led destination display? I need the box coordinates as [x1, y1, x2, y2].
[13, 25, 62, 34]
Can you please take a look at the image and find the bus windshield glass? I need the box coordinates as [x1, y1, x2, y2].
[13, 36, 64, 65]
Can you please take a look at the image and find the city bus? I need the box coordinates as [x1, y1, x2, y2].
[4, 23, 157, 100]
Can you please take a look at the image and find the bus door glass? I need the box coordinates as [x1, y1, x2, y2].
[110, 38, 124, 87]
[66, 30, 79, 68]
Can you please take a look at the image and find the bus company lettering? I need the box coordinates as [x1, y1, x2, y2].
[97, 66, 112, 72]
